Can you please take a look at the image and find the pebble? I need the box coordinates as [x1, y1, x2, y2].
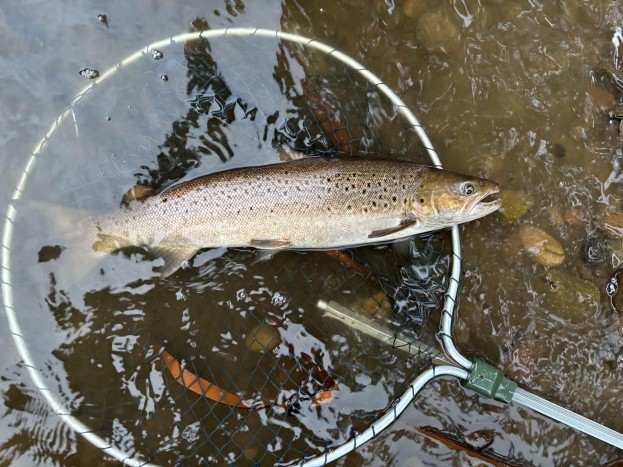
[538, 270, 600, 323]
[402, 0, 426, 18]
[504, 335, 549, 386]
[597, 206, 623, 238]
[245, 323, 280, 353]
[587, 86, 616, 112]
[518, 225, 565, 267]
[498, 190, 533, 222]
[349, 289, 393, 319]
[416, 11, 460, 52]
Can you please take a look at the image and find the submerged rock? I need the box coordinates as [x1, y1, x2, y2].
[349, 289, 393, 319]
[499, 190, 533, 222]
[518, 225, 565, 267]
[416, 11, 460, 52]
[503, 335, 552, 390]
[537, 270, 600, 323]
[245, 323, 280, 353]
[582, 236, 608, 266]
[597, 206, 623, 238]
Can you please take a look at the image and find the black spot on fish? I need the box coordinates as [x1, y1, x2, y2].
[362, 189, 367, 194]
[347, 205, 352, 210]
[367, 182, 371, 188]
[162, 198, 168, 203]
[372, 201, 377, 207]
[363, 207, 368, 213]
[392, 196, 397, 202]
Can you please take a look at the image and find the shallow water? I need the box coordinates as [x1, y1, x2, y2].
[1, 1, 623, 466]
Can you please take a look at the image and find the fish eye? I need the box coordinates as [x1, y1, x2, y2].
[461, 182, 475, 196]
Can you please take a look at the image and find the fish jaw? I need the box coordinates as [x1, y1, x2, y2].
[462, 181, 501, 220]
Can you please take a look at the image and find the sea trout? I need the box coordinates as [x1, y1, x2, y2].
[55, 157, 501, 276]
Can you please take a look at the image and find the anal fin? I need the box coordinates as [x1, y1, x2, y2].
[249, 239, 291, 249]
[368, 218, 418, 239]
[152, 244, 200, 277]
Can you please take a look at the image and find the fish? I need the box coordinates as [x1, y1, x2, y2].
[44, 156, 501, 277]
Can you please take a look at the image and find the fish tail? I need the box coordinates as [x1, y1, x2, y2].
[19, 200, 104, 284]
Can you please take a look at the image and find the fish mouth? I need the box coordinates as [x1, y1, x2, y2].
[472, 184, 502, 213]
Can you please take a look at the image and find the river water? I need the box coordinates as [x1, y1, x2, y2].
[1, 1, 622, 466]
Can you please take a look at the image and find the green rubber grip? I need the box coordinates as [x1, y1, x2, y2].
[462, 359, 517, 403]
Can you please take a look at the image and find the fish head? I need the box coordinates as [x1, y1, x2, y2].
[409, 169, 501, 227]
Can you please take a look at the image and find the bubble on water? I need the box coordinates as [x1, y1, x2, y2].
[97, 14, 108, 27]
[79, 68, 99, 79]
[161, 74, 168, 82]
[151, 49, 164, 60]
[271, 292, 287, 307]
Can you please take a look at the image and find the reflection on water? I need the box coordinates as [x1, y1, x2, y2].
[3, 1, 623, 465]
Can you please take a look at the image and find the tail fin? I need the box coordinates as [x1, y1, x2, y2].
[18, 200, 105, 287]
[19, 200, 162, 292]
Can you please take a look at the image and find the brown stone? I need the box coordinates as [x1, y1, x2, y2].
[518, 225, 565, 266]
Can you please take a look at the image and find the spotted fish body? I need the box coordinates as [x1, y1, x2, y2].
[89, 157, 500, 275]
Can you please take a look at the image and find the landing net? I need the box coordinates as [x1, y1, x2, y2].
[1, 28, 460, 465]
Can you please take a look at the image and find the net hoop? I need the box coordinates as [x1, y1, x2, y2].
[0, 27, 465, 465]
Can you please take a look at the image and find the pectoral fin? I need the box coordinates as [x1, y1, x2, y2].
[368, 218, 418, 239]
[249, 239, 291, 249]
[152, 244, 200, 277]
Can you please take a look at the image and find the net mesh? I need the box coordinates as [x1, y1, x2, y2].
[9, 26, 451, 465]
